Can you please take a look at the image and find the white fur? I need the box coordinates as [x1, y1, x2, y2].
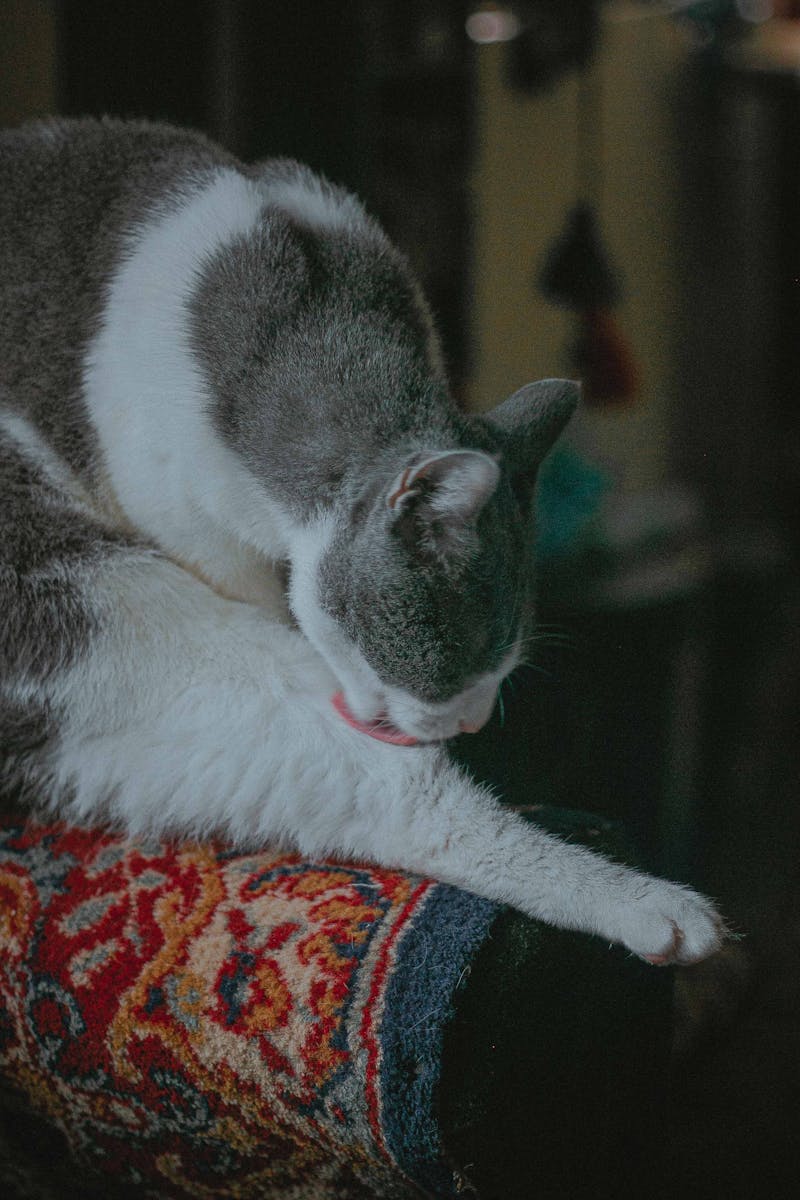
[261, 174, 364, 233]
[286, 513, 386, 718]
[38, 548, 722, 965]
[382, 649, 517, 738]
[83, 168, 294, 610]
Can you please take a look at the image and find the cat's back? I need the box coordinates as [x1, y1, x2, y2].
[0, 116, 234, 274]
[0, 116, 448, 523]
[0, 117, 236, 476]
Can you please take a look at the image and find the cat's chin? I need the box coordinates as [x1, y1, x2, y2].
[384, 707, 479, 743]
[384, 686, 496, 743]
[322, 645, 501, 742]
[335, 685, 461, 743]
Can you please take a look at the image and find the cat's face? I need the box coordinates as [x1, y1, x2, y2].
[288, 380, 577, 742]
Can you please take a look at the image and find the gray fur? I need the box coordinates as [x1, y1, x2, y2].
[0, 117, 234, 478]
[0, 115, 575, 792]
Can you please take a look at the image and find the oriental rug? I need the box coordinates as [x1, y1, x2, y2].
[0, 817, 497, 1198]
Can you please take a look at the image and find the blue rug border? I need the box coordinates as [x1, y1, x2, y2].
[378, 883, 500, 1195]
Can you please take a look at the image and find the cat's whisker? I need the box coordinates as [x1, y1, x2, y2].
[530, 626, 575, 645]
[504, 631, 573, 655]
[519, 659, 554, 679]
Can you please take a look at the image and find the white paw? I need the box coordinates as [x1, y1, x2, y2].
[612, 878, 725, 966]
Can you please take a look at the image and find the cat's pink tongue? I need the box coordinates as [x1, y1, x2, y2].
[331, 691, 420, 746]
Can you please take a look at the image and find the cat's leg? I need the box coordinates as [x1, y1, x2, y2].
[44, 599, 721, 966]
[305, 742, 725, 965]
[0, 425, 723, 964]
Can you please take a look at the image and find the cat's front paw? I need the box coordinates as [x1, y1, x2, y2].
[613, 879, 725, 966]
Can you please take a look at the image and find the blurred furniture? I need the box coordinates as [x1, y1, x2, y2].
[674, 26, 800, 548]
[0, 806, 671, 1200]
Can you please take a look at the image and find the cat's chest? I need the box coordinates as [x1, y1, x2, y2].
[95, 460, 293, 619]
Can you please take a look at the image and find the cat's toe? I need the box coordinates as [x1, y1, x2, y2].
[641, 921, 683, 965]
[673, 909, 726, 965]
[621, 884, 725, 966]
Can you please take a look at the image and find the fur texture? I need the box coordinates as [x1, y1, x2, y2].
[0, 117, 724, 964]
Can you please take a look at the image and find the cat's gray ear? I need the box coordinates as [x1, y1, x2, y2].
[487, 378, 579, 464]
[387, 450, 500, 526]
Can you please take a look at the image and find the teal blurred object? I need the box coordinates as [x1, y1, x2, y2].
[535, 443, 610, 561]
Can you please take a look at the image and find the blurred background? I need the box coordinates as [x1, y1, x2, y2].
[2, 1, 799, 1192]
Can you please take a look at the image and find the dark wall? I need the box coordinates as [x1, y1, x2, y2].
[674, 57, 800, 544]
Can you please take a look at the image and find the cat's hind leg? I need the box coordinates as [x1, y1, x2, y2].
[0, 412, 148, 800]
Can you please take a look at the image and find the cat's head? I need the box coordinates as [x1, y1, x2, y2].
[288, 378, 577, 741]
[189, 180, 577, 739]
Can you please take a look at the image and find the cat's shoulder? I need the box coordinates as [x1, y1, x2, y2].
[1, 116, 240, 214]
[2, 114, 225, 156]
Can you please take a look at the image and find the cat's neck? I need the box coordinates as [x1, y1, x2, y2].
[83, 167, 296, 605]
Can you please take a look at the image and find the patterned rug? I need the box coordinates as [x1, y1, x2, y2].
[0, 816, 499, 1199]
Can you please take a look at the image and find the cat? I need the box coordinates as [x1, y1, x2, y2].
[0, 116, 723, 965]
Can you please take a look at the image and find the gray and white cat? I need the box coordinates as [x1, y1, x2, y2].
[0, 117, 723, 964]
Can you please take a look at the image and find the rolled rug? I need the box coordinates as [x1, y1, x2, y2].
[0, 807, 670, 1200]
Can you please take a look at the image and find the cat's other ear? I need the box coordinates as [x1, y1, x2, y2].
[486, 378, 579, 469]
[386, 450, 500, 555]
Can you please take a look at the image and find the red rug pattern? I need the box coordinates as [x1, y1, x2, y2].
[0, 817, 442, 1198]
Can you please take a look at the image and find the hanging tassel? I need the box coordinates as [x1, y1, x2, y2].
[575, 308, 639, 405]
[539, 200, 620, 310]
